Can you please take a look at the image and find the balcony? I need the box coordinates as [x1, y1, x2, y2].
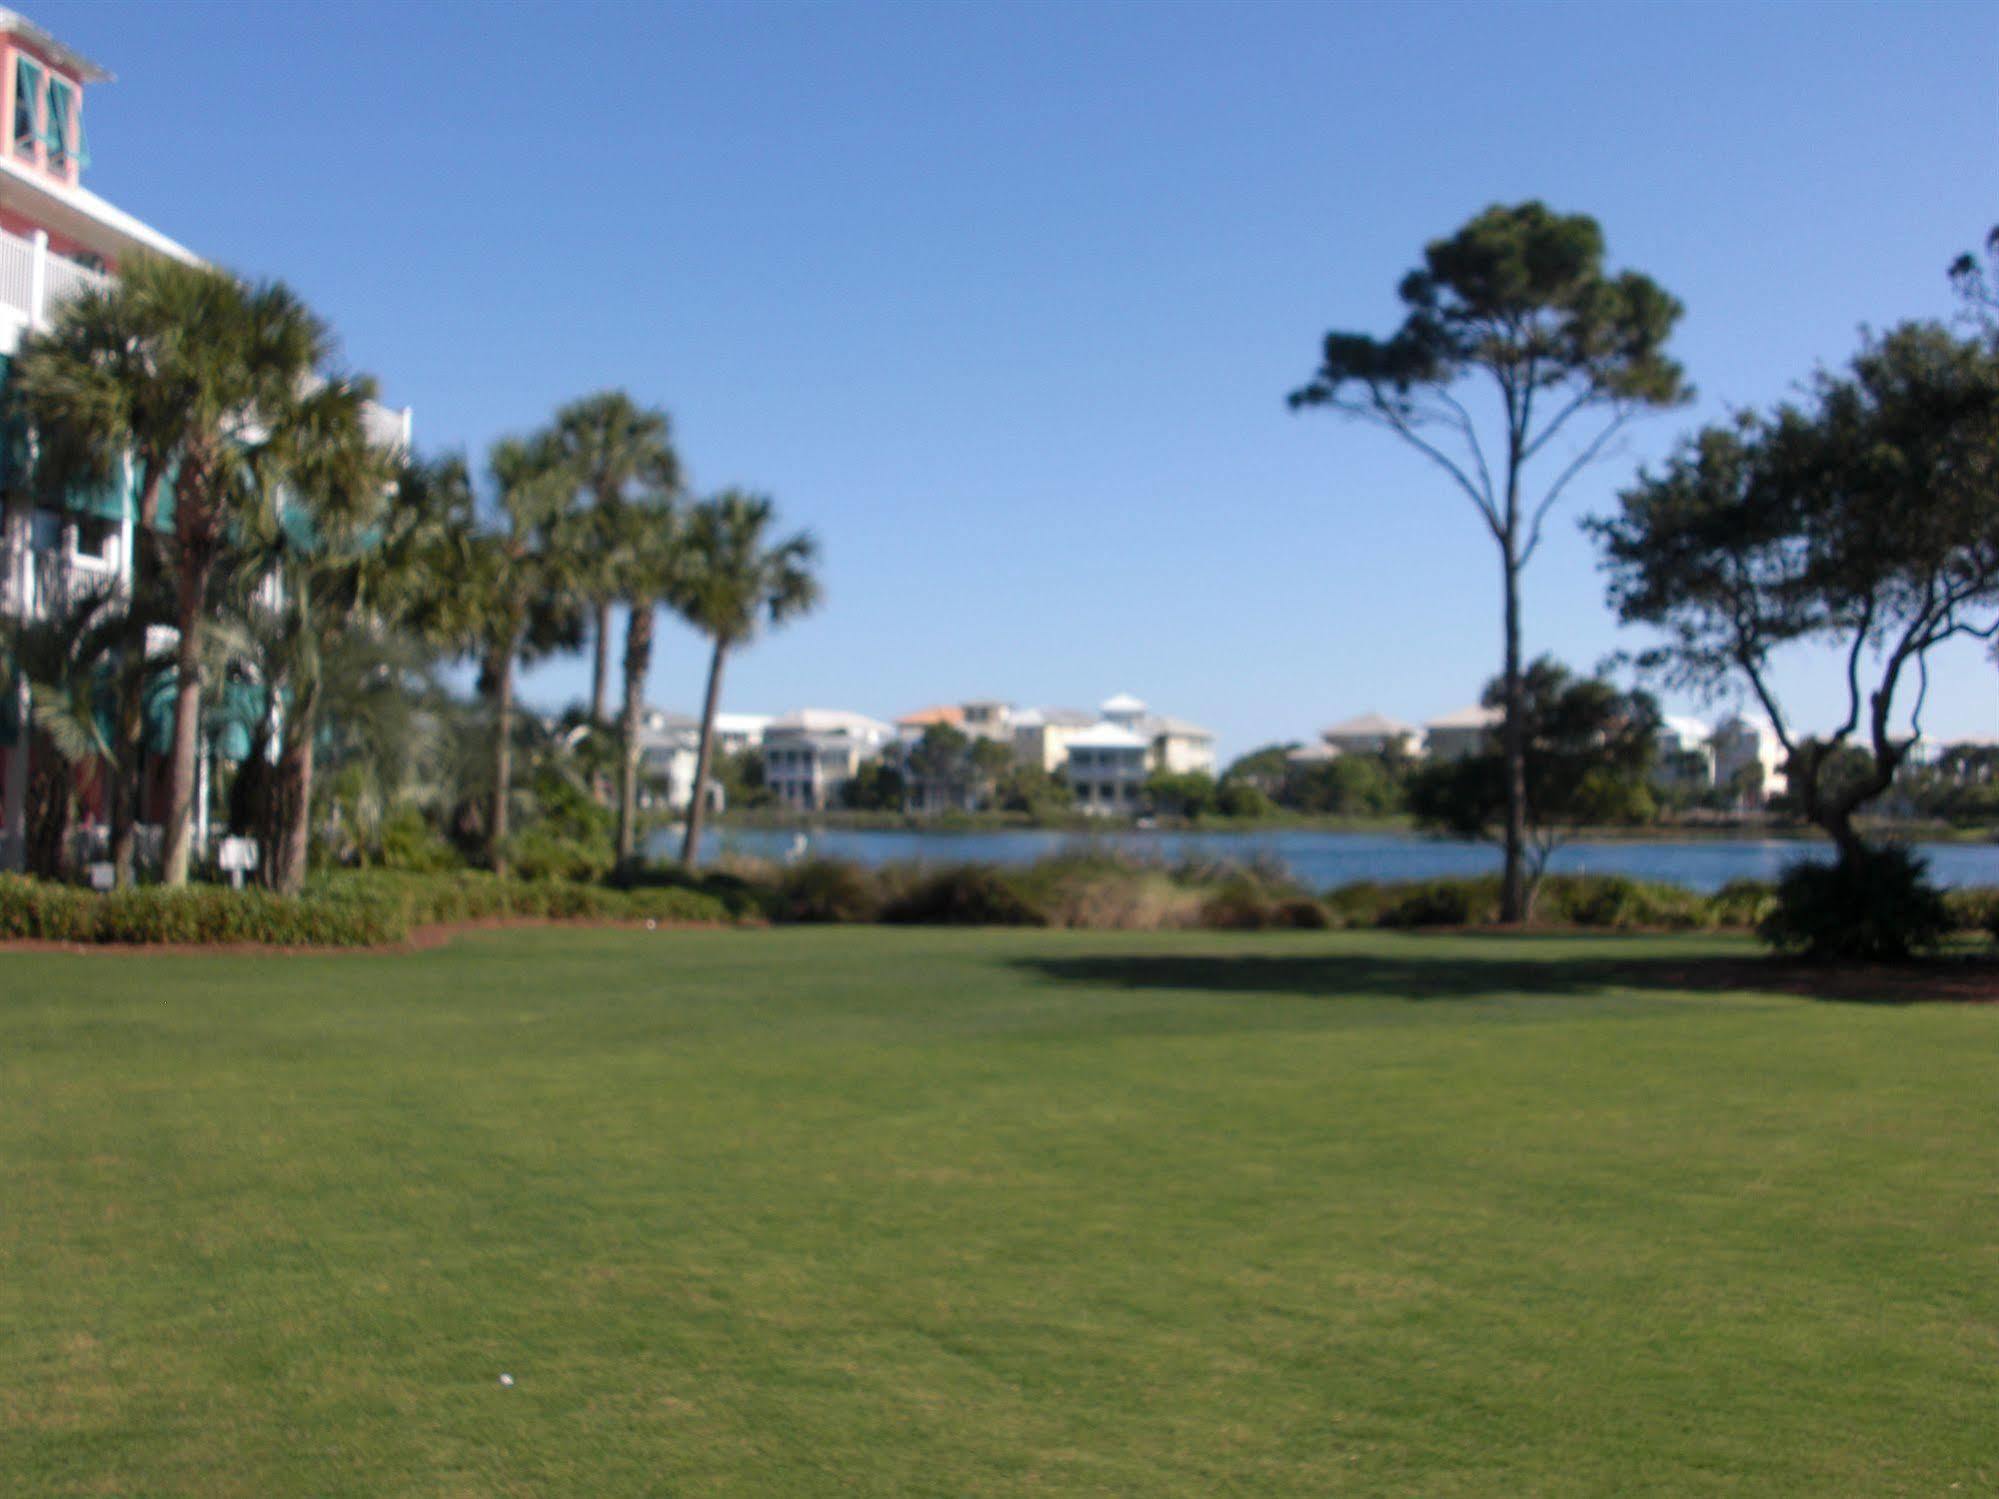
[0, 223, 110, 328]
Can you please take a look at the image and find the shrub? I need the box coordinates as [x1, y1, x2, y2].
[1374, 877, 1500, 928]
[1942, 885, 1999, 937]
[1538, 874, 1711, 930]
[1759, 845, 1953, 962]
[880, 865, 1044, 926]
[1199, 877, 1330, 930]
[773, 858, 884, 923]
[377, 807, 463, 873]
[504, 828, 611, 883]
[1709, 878, 1777, 929]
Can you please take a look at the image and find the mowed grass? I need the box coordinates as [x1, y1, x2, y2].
[2, 928, 1995, 1496]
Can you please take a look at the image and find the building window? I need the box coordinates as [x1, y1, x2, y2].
[44, 75, 70, 171]
[13, 55, 40, 159]
[75, 516, 115, 560]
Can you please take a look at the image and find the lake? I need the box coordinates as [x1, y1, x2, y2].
[646, 825, 1999, 893]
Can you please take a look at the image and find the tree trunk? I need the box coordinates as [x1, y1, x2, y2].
[159, 551, 213, 886]
[591, 601, 612, 724]
[616, 603, 654, 868]
[109, 462, 168, 888]
[490, 645, 517, 875]
[679, 639, 727, 870]
[108, 678, 143, 887]
[25, 728, 72, 881]
[1498, 542, 1528, 924]
[271, 723, 317, 891]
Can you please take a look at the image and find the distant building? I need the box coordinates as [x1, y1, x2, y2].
[634, 710, 728, 813]
[1063, 722, 1150, 815]
[713, 713, 772, 756]
[1013, 707, 1098, 774]
[1711, 714, 1788, 804]
[1320, 712, 1422, 758]
[1284, 741, 1342, 768]
[960, 699, 1014, 741]
[1098, 693, 1218, 777]
[1655, 715, 1715, 789]
[1423, 705, 1502, 763]
[761, 709, 895, 811]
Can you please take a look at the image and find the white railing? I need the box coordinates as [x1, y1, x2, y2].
[0, 225, 110, 327]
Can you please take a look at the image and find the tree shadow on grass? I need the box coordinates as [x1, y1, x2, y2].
[1012, 946, 1999, 1007]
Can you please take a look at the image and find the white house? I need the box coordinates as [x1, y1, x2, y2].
[1655, 715, 1715, 788]
[1711, 714, 1788, 804]
[1423, 705, 1502, 763]
[635, 710, 710, 814]
[1320, 712, 1422, 758]
[1013, 707, 1098, 773]
[1062, 722, 1150, 815]
[760, 709, 895, 811]
[1098, 693, 1218, 777]
[712, 712, 771, 757]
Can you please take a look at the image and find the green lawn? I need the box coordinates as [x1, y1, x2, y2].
[3, 928, 1995, 1496]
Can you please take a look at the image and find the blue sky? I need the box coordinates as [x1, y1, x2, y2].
[39, 0, 1999, 756]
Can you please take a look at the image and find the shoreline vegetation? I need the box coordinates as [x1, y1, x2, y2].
[681, 806, 1999, 845]
[8, 853, 1999, 953]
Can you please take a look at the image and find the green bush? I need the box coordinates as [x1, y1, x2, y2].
[1537, 874, 1711, 930]
[377, 807, 463, 873]
[1942, 885, 1999, 937]
[773, 859, 884, 923]
[880, 865, 1045, 926]
[1709, 878, 1778, 929]
[0, 875, 406, 946]
[1373, 877, 1501, 928]
[1198, 877, 1330, 930]
[503, 828, 612, 883]
[1759, 846, 1953, 962]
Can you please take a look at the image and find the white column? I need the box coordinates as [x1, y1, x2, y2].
[27, 228, 47, 326]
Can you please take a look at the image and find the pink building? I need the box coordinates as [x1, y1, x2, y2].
[0, 9, 409, 869]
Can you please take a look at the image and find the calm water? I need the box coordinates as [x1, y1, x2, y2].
[647, 825, 1999, 893]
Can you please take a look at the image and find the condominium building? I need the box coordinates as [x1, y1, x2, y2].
[1062, 722, 1150, 814]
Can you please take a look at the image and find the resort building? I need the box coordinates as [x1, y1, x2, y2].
[0, 9, 408, 869]
[1099, 693, 1219, 777]
[1320, 712, 1422, 758]
[712, 712, 771, 757]
[1422, 705, 1502, 763]
[1062, 722, 1150, 815]
[1012, 707, 1098, 774]
[760, 709, 895, 811]
[1655, 715, 1716, 789]
[634, 710, 716, 814]
[1710, 714, 1788, 805]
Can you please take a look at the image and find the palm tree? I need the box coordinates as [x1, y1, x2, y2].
[670, 491, 820, 869]
[229, 377, 396, 892]
[611, 495, 683, 866]
[549, 392, 679, 728]
[0, 582, 123, 879]
[459, 436, 583, 873]
[8, 255, 337, 885]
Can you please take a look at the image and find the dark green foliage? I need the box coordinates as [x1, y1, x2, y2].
[841, 760, 907, 812]
[0, 875, 403, 946]
[1284, 754, 1404, 815]
[377, 806, 465, 872]
[1144, 770, 1218, 818]
[879, 866, 1044, 927]
[1215, 779, 1280, 819]
[1709, 879, 1779, 930]
[1759, 847, 1953, 962]
[773, 858, 885, 923]
[1536, 874, 1709, 931]
[1198, 878, 1331, 930]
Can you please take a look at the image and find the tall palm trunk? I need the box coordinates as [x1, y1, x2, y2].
[616, 601, 654, 867]
[110, 466, 166, 887]
[489, 636, 520, 876]
[160, 549, 214, 886]
[590, 602, 612, 724]
[24, 726, 73, 880]
[269, 689, 318, 895]
[679, 638, 728, 870]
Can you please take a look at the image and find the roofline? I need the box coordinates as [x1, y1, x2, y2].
[0, 151, 201, 263]
[0, 10, 112, 83]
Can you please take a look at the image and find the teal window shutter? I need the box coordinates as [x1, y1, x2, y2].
[71, 97, 87, 169]
[44, 76, 68, 165]
[12, 56, 39, 157]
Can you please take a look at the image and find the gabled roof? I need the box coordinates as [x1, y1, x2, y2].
[768, 708, 894, 739]
[1322, 711, 1417, 739]
[1425, 705, 1502, 731]
[897, 704, 965, 729]
[1286, 741, 1342, 763]
[1140, 713, 1214, 741]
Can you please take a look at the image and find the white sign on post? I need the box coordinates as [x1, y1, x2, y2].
[217, 837, 259, 889]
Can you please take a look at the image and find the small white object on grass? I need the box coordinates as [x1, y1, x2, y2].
[646, 919, 657, 931]
[498, 1373, 514, 1387]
